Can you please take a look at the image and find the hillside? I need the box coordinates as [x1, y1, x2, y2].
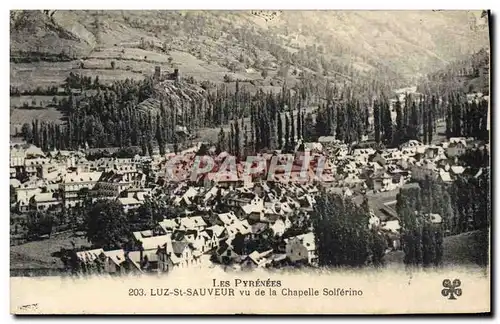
[418, 47, 490, 96]
[384, 229, 489, 267]
[10, 10, 489, 93]
[137, 80, 208, 117]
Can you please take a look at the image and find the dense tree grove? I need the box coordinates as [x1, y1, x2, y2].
[18, 74, 306, 155]
[127, 198, 168, 232]
[25, 211, 55, 240]
[312, 193, 385, 267]
[20, 84, 489, 159]
[310, 86, 486, 148]
[397, 183, 444, 267]
[397, 166, 490, 267]
[448, 168, 490, 234]
[84, 200, 130, 250]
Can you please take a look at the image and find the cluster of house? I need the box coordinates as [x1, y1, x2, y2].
[10, 145, 150, 212]
[72, 180, 321, 275]
[316, 136, 480, 193]
[11, 128, 484, 274]
[10, 133, 478, 214]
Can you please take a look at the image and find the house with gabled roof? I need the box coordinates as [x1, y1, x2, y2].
[75, 248, 106, 274]
[381, 220, 401, 233]
[450, 165, 465, 175]
[215, 211, 239, 226]
[201, 185, 219, 204]
[225, 219, 252, 238]
[76, 248, 105, 264]
[250, 222, 269, 240]
[223, 191, 253, 207]
[281, 196, 301, 209]
[285, 232, 318, 266]
[205, 225, 227, 250]
[181, 216, 207, 231]
[156, 219, 178, 234]
[135, 234, 171, 252]
[177, 229, 206, 253]
[241, 249, 274, 270]
[157, 239, 198, 272]
[100, 249, 127, 275]
[215, 241, 244, 265]
[132, 230, 154, 242]
[438, 169, 453, 183]
[127, 250, 159, 272]
[59, 170, 102, 208]
[270, 217, 290, 237]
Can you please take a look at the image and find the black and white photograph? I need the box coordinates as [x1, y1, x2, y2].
[9, 8, 491, 315]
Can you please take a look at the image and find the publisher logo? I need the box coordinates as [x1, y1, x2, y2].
[441, 279, 462, 300]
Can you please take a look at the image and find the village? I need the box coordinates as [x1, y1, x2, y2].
[8, 9, 492, 317]
[9, 120, 489, 276]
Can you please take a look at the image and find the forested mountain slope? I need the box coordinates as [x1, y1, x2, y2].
[419, 47, 490, 96]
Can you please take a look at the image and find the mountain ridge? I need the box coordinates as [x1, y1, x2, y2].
[10, 10, 489, 91]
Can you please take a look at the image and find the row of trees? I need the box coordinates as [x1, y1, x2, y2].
[307, 88, 488, 150]
[393, 94, 441, 146]
[222, 106, 309, 157]
[10, 85, 61, 97]
[21, 120, 66, 152]
[314, 98, 368, 145]
[445, 92, 489, 140]
[215, 77, 399, 157]
[19, 88, 489, 161]
[304, 91, 436, 148]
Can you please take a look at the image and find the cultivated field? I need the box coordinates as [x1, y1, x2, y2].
[10, 61, 76, 91]
[10, 96, 67, 135]
[10, 108, 64, 135]
[11, 45, 267, 94]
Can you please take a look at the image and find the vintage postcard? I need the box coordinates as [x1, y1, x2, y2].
[9, 9, 491, 315]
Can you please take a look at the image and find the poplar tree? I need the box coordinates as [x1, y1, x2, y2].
[284, 114, 290, 152]
[373, 100, 381, 144]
